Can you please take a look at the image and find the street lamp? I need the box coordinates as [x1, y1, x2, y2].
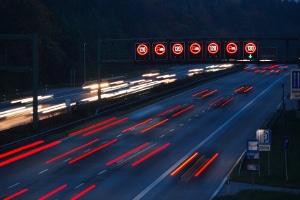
[83, 42, 87, 83]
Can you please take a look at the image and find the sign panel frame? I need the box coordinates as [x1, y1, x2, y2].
[290, 69, 300, 100]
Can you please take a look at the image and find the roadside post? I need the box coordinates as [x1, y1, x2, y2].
[246, 140, 259, 191]
[256, 129, 272, 176]
[282, 136, 290, 181]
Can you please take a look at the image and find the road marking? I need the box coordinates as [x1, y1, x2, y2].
[160, 135, 165, 138]
[117, 134, 122, 137]
[84, 148, 91, 153]
[38, 169, 48, 174]
[179, 124, 183, 126]
[63, 158, 72, 163]
[133, 72, 289, 200]
[188, 118, 192, 121]
[170, 129, 175, 132]
[8, 182, 20, 189]
[98, 170, 107, 175]
[75, 183, 85, 189]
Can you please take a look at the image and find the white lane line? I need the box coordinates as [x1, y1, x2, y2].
[38, 169, 48, 175]
[8, 182, 20, 189]
[117, 134, 122, 137]
[75, 183, 85, 189]
[160, 135, 165, 138]
[63, 158, 72, 163]
[133, 73, 289, 200]
[179, 124, 183, 126]
[188, 118, 192, 121]
[84, 148, 91, 153]
[98, 170, 107, 175]
[170, 129, 175, 132]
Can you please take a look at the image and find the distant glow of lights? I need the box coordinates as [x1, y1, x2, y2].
[0, 140, 44, 159]
[136, 44, 149, 56]
[190, 43, 201, 54]
[172, 43, 184, 55]
[82, 117, 128, 136]
[68, 139, 118, 164]
[156, 74, 176, 79]
[132, 142, 170, 166]
[10, 95, 53, 104]
[122, 118, 152, 133]
[157, 105, 182, 117]
[154, 43, 166, 55]
[70, 184, 96, 200]
[244, 42, 257, 54]
[170, 152, 199, 176]
[0, 140, 61, 167]
[4, 188, 29, 200]
[46, 139, 99, 164]
[142, 72, 160, 77]
[106, 142, 150, 166]
[194, 153, 219, 177]
[226, 42, 238, 54]
[0, 106, 32, 118]
[171, 104, 194, 117]
[207, 42, 219, 54]
[140, 118, 169, 133]
[68, 117, 117, 136]
[38, 184, 67, 200]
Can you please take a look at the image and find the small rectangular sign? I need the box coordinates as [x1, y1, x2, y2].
[259, 144, 271, 151]
[247, 164, 259, 171]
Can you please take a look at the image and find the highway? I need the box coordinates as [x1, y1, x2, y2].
[0, 64, 294, 199]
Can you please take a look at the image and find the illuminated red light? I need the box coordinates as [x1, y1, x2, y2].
[132, 142, 170, 166]
[210, 98, 224, 107]
[46, 139, 99, 164]
[154, 43, 166, 55]
[172, 105, 194, 117]
[38, 184, 67, 200]
[190, 43, 201, 55]
[82, 117, 128, 136]
[244, 42, 257, 54]
[207, 42, 219, 54]
[4, 188, 28, 200]
[140, 118, 169, 133]
[106, 142, 149, 166]
[221, 97, 234, 107]
[194, 153, 219, 177]
[172, 43, 184, 55]
[122, 118, 152, 133]
[157, 105, 182, 117]
[244, 86, 253, 93]
[136, 44, 149, 56]
[192, 89, 208, 97]
[0, 141, 61, 167]
[170, 152, 199, 176]
[0, 140, 44, 159]
[68, 138, 118, 164]
[69, 117, 117, 136]
[201, 89, 217, 98]
[226, 42, 238, 54]
[70, 184, 96, 200]
[234, 86, 245, 93]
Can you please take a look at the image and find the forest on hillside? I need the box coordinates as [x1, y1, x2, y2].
[0, 0, 300, 96]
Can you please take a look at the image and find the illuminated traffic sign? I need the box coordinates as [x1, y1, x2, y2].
[188, 42, 202, 60]
[153, 42, 167, 60]
[243, 42, 258, 60]
[206, 42, 220, 59]
[135, 43, 150, 61]
[225, 41, 239, 60]
[170, 42, 185, 60]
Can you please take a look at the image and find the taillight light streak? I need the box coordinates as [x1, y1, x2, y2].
[157, 105, 181, 117]
[210, 98, 224, 107]
[234, 86, 245, 93]
[4, 188, 28, 200]
[106, 142, 149, 166]
[0, 141, 61, 167]
[192, 89, 208, 97]
[38, 184, 67, 200]
[70, 184, 96, 200]
[0, 140, 44, 159]
[132, 143, 170, 166]
[69, 117, 117, 136]
[221, 97, 234, 107]
[194, 153, 219, 177]
[82, 117, 128, 136]
[68, 139, 117, 164]
[140, 119, 168, 133]
[170, 152, 199, 176]
[172, 105, 194, 117]
[122, 118, 152, 133]
[46, 139, 99, 164]
[244, 86, 253, 93]
[201, 89, 217, 98]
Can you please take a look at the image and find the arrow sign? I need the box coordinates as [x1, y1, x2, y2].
[290, 69, 300, 99]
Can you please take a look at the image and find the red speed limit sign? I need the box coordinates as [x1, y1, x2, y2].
[244, 42, 257, 54]
[207, 42, 219, 54]
[136, 43, 149, 56]
[172, 43, 184, 55]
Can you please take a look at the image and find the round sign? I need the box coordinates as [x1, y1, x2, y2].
[190, 43, 201, 55]
[244, 42, 257, 54]
[172, 43, 184, 55]
[154, 43, 166, 55]
[136, 44, 148, 56]
[226, 42, 238, 54]
[207, 42, 219, 54]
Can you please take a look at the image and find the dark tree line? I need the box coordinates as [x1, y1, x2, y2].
[0, 0, 299, 96]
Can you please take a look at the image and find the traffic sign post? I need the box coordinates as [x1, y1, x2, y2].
[282, 136, 290, 181]
[206, 42, 220, 60]
[170, 42, 185, 60]
[243, 41, 258, 60]
[152, 42, 167, 60]
[135, 43, 150, 61]
[224, 41, 239, 60]
[188, 42, 203, 60]
[290, 69, 300, 100]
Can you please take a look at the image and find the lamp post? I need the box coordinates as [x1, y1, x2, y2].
[83, 42, 87, 83]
